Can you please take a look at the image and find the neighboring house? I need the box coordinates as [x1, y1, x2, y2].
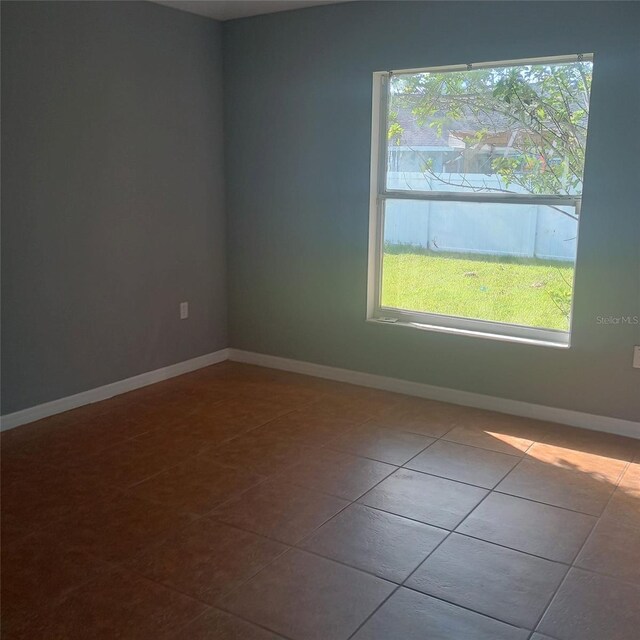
[388, 104, 525, 176]
[385, 103, 578, 261]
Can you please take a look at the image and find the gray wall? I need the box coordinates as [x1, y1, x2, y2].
[223, 1, 640, 422]
[1, 1, 227, 414]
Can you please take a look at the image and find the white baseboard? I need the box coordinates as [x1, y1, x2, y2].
[3, 346, 638, 440]
[0, 348, 230, 431]
[228, 349, 640, 440]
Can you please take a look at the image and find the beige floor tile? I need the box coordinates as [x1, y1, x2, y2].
[73, 433, 210, 488]
[301, 503, 447, 582]
[302, 396, 380, 423]
[575, 517, 640, 584]
[538, 568, 640, 640]
[40, 493, 196, 563]
[127, 458, 264, 515]
[251, 410, 359, 446]
[128, 519, 288, 604]
[496, 459, 616, 515]
[372, 398, 463, 437]
[188, 396, 294, 430]
[202, 431, 314, 476]
[539, 426, 639, 462]
[619, 462, 640, 490]
[275, 448, 395, 500]
[442, 424, 534, 456]
[456, 492, 596, 562]
[358, 469, 487, 529]
[0, 532, 110, 627]
[5, 362, 638, 640]
[406, 440, 520, 488]
[212, 479, 348, 544]
[462, 411, 551, 440]
[176, 609, 286, 639]
[406, 534, 567, 629]
[526, 442, 628, 483]
[328, 423, 434, 465]
[6, 568, 206, 640]
[600, 486, 640, 529]
[220, 549, 394, 640]
[352, 587, 528, 640]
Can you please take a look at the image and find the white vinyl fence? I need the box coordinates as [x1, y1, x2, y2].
[384, 173, 578, 261]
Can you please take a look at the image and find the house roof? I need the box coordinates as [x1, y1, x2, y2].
[394, 106, 449, 147]
[392, 98, 516, 150]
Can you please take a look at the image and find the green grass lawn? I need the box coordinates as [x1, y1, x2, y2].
[381, 246, 573, 331]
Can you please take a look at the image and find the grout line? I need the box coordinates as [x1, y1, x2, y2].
[193, 496, 482, 589]
[401, 456, 518, 491]
[397, 470, 562, 633]
[425, 434, 529, 460]
[344, 586, 400, 638]
[213, 601, 298, 640]
[356, 459, 608, 519]
[526, 458, 631, 636]
[398, 582, 535, 633]
[126, 560, 298, 640]
[490, 488, 610, 518]
[346, 478, 498, 639]
[7, 362, 638, 639]
[291, 467, 408, 548]
[404, 479, 496, 579]
[516, 453, 632, 484]
[447, 529, 585, 568]
[169, 609, 214, 639]
[344, 486, 531, 638]
[322, 441, 436, 468]
[196, 454, 412, 633]
[54, 458, 640, 630]
[270, 465, 400, 503]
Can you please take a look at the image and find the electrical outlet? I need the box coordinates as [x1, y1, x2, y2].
[634, 345, 640, 369]
[180, 302, 189, 320]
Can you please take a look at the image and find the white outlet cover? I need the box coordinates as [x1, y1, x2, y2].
[180, 302, 189, 319]
[634, 345, 640, 369]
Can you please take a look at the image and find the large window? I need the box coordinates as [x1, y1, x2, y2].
[368, 55, 593, 346]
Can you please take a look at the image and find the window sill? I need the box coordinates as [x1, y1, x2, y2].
[367, 317, 571, 349]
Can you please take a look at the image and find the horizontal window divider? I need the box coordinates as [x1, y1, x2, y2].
[380, 190, 580, 207]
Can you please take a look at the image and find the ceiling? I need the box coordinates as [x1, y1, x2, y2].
[152, 1, 352, 21]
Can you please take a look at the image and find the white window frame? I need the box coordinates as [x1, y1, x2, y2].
[367, 54, 593, 348]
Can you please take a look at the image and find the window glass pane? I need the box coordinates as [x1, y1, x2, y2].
[381, 199, 576, 331]
[386, 60, 592, 196]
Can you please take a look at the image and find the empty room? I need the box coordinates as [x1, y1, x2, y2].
[1, 1, 639, 638]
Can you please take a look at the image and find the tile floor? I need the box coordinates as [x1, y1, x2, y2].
[1, 361, 639, 640]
